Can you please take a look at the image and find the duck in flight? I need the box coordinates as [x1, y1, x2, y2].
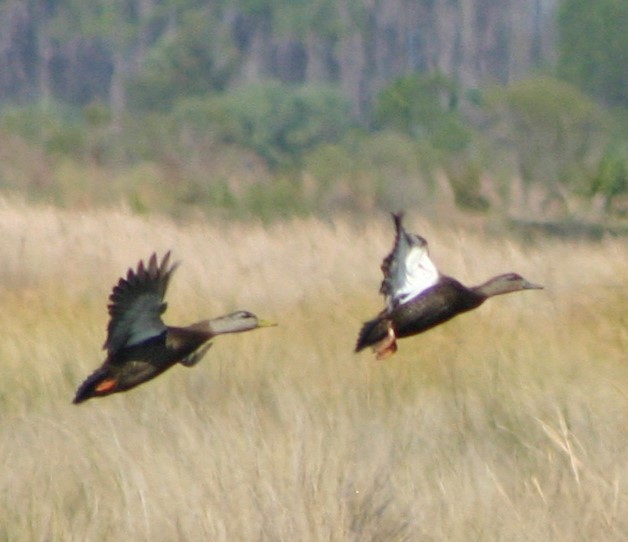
[355, 213, 543, 359]
[73, 252, 276, 404]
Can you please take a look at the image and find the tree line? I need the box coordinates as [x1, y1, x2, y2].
[0, 0, 564, 118]
[0, 0, 625, 220]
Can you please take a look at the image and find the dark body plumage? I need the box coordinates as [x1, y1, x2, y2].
[356, 278, 484, 352]
[73, 252, 274, 404]
[356, 213, 542, 359]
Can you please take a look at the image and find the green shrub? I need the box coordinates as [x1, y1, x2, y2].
[127, 8, 236, 111]
[558, 0, 628, 107]
[587, 145, 628, 213]
[175, 82, 352, 168]
[446, 158, 490, 212]
[0, 102, 86, 157]
[373, 73, 470, 154]
[485, 77, 607, 200]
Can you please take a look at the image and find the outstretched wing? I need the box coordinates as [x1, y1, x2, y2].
[103, 252, 179, 355]
[379, 213, 439, 311]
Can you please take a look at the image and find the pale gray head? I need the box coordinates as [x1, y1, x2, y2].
[209, 310, 277, 335]
[474, 273, 543, 298]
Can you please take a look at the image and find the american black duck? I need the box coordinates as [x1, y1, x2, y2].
[73, 251, 275, 404]
[355, 213, 543, 359]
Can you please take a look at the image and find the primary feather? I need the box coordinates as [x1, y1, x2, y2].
[379, 213, 439, 311]
[104, 251, 178, 354]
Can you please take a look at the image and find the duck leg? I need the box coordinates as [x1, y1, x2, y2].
[180, 343, 213, 367]
[373, 322, 398, 360]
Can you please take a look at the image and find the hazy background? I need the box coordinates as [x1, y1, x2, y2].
[0, 0, 626, 223]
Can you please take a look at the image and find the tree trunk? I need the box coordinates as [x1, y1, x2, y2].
[34, 1, 54, 102]
[109, 48, 127, 131]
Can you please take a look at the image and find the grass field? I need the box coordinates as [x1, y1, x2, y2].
[0, 199, 626, 541]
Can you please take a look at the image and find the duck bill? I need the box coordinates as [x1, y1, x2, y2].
[523, 280, 544, 290]
[257, 319, 278, 328]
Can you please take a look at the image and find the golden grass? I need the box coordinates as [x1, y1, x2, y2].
[0, 198, 626, 541]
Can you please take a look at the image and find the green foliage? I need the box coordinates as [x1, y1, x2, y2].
[373, 73, 470, 151]
[244, 176, 310, 221]
[557, 0, 628, 107]
[127, 8, 237, 111]
[587, 145, 628, 212]
[374, 74, 481, 212]
[446, 158, 489, 212]
[83, 101, 111, 128]
[1, 65, 625, 222]
[0, 103, 86, 157]
[302, 143, 356, 187]
[234, 0, 347, 37]
[429, 114, 472, 154]
[303, 131, 435, 211]
[175, 81, 352, 168]
[53, 0, 138, 43]
[374, 73, 447, 134]
[487, 77, 606, 189]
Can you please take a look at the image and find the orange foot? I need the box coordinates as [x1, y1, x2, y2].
[373, 324, 398, 360]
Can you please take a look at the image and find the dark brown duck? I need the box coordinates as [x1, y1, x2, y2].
[73, 252, 275, 404]
[355, 213, 543, 359]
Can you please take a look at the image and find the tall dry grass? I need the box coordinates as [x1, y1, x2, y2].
[0, 198, 626, 541]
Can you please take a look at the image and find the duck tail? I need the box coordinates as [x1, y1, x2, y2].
[72, 367, 118, 404]
[355, 316, 390, 353]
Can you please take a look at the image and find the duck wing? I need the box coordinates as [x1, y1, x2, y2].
[379, 213, 439, 311]
[103, 251, 179, 355]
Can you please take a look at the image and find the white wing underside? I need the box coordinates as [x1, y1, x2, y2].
[386, 244, 439, 310]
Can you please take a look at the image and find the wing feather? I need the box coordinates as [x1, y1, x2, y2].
[103, 252, 179, 354]
[379, 213, 439, 310]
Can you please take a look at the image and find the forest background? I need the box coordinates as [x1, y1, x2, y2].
[0, 0, 626, 225]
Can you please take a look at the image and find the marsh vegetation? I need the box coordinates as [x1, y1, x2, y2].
[0, 200, 626, 540]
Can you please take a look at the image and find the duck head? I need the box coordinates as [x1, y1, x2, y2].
[208, 311, 277, 335]
[475, 273, 543, 298]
